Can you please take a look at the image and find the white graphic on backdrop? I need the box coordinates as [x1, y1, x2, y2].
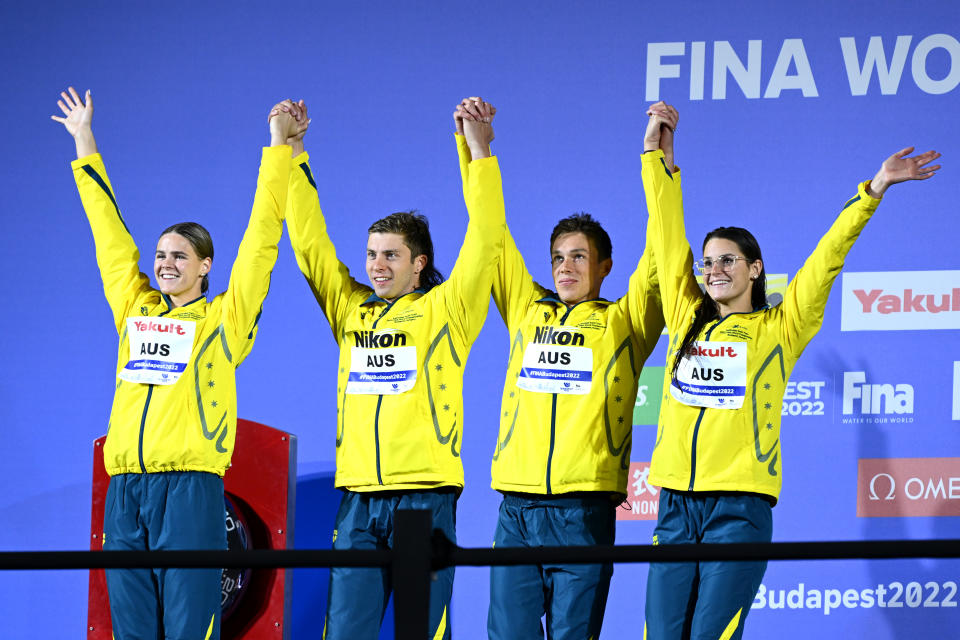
[841, 34, 960, 95]
[632, 466, 659, 498]
[954, 362, 960, 421]
[841, 372, 914, 423]
[841, 271, 960, 331]
[753, 580, 959, 614]
[781, 380, 826, 417]
[646, 34, 960, 100]
[646, 40, 817, 100]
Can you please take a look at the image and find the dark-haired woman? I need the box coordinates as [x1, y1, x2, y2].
[639, 101, 940, 640]
[53, 87, 301, 640]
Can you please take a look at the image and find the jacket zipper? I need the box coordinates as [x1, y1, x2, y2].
[137, 385, 154, 473]
[371, 302, 395, 485]
[687, 317, 725, 491]
[136, 305, 174, 474]
[545, 301, 588, 494]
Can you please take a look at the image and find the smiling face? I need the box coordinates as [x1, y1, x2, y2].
[702, 237, 762, 313]
[551, 232, 612, 306]
[154, 232, 211, 305]
[366, 232, 427, 302]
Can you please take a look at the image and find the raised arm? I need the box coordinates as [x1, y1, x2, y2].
[443, 97, 506, 342]
[283, 101, 369, 337]
[56, 87, 152, 330]
[455, 98, 542, 329]
[622, 198, 664, 357]
[640, 103, 701, 336]
[779, 147, 941, 355]
[220, 102, 299, 356]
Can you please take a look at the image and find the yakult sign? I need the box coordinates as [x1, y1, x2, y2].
[857, 457, 960, 517]
[841, 270, 960, 331]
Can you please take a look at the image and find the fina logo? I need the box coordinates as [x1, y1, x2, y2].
[841, 371, 914, 424]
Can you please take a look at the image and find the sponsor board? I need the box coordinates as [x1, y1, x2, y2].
[753, 579, 959, 615]
[617, 462, 660, 521]
[840, 371, 914, 424]
[857, 457, 960, 517]
[634, 366, 665, 425]
[841, 270, 960, 331]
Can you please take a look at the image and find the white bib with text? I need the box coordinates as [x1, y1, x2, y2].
[346, 346, 417, 395]
[669, 340, 747, 409]
[119, 317, 197, 386]
[516, 343, 593, 395]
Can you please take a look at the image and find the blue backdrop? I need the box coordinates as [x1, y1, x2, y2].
[2, 1, 958, 637]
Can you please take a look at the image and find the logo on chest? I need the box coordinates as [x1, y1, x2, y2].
[533, 326, 585, 346]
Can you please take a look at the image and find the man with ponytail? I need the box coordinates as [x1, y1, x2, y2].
[281, 98, 505, 639]
[639, 100, 941, 640]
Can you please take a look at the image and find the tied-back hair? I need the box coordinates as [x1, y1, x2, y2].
[159, 222, 214, 294]
[550, 212, 612, 262]
[670, 226, 767, 380]
[367, 211, 444, 292]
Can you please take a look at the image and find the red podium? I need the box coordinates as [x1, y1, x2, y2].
[87, 419, 297, 639]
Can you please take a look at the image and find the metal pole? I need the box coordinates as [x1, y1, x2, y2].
[392, 509, 432, 639]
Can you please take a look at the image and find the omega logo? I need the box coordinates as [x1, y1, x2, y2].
[868, 472, 958, 501]
[868, 473, 895, 500]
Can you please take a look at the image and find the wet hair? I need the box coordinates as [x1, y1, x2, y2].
[670, 226, 767, 380]
[159, 222, 214, 294]
[367, 211, 444, 291]
[550, 213, 612, 262]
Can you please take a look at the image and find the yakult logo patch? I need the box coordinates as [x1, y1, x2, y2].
[670, 340, 747, 409]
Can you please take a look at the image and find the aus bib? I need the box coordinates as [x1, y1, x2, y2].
[670, 341, 747, 409]
[119, 317, 196, 385]
[346, 346, 417, 395]
[516, 343, 593, 395]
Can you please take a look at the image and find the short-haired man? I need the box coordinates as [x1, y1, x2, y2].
[456, 98, 664, 639]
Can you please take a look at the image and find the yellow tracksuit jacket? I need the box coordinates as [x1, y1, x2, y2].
[73, 146, 289, 476]
[286, 144, 505, 491]
[641, 149, 881, 501]
[457, 136, 664, 496]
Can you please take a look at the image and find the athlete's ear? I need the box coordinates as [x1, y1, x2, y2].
[413, 254, 427, 278]
[599, 257, 612, 279]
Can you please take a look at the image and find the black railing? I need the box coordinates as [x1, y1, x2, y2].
[3, 510, 959, 640]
